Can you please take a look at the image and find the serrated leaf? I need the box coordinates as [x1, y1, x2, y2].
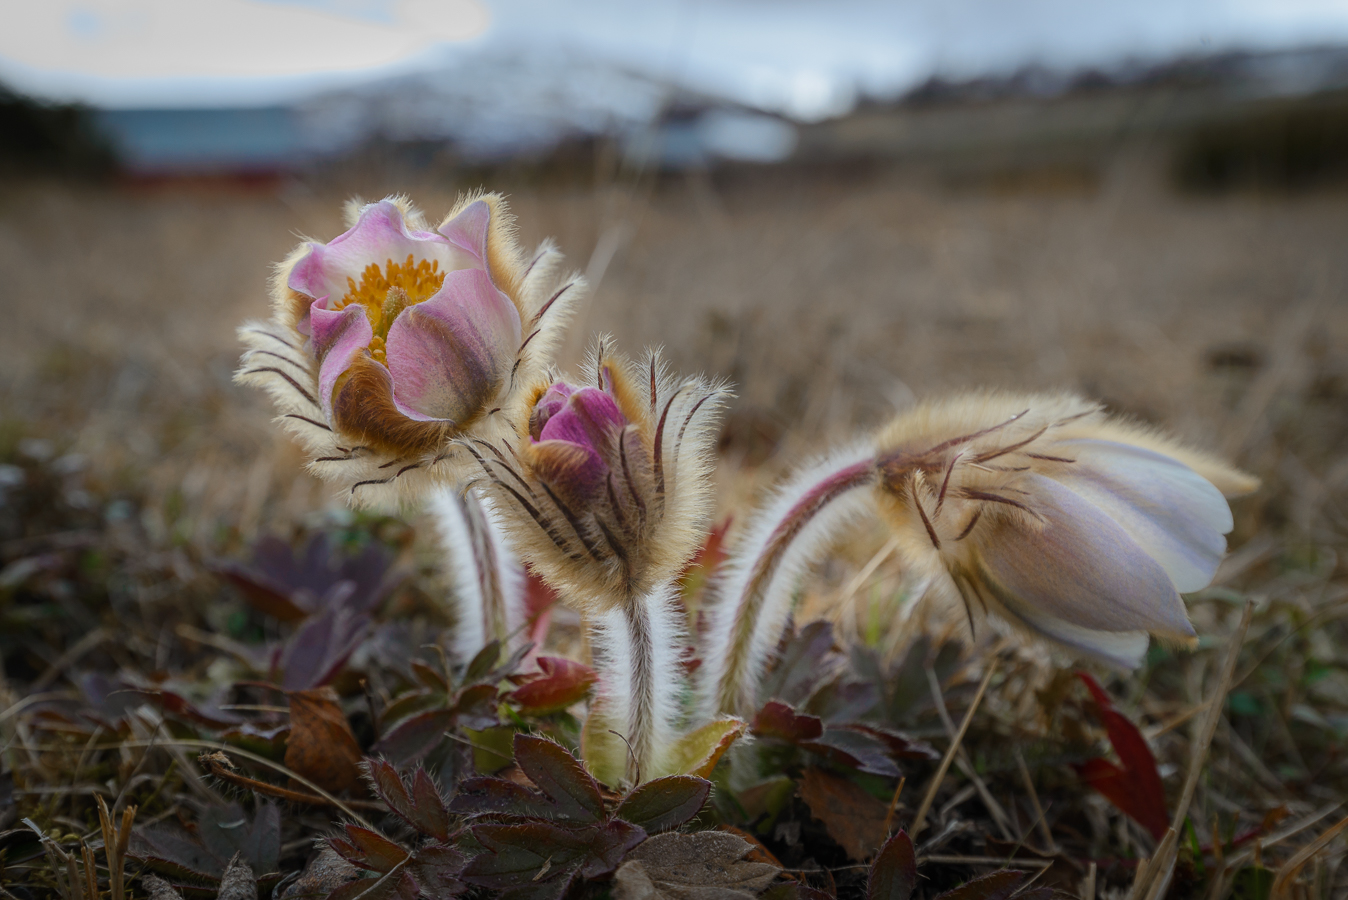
[407, 843, 466, 896]
[463, 822, 592, 888]
[378, 689, 442, 729]
[867, 831, 916, 900]
[664, 717, 746, 778]
[364, 759, 451, 842]
[337, 825, 409, 874]
[613, 831, 779, 900]
[411, 661, 449, 691]
[757, 621, 836, 708]
[410, 768, 451, 842]
[448, 776, 550, 818]
[932, 870, 1025, 900]
[365, 758, 413, 819]
[577, 820, 645, 878]
[615, 776, 711, 833]
[323, 871, 419, 900]
[798, 767, 890, 861]
[514, 734, 605, 822]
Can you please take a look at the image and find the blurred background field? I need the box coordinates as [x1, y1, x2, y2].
[3, 3, 1348, 896]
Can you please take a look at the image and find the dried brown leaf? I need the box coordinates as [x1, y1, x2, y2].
[139, 875, 185, 900]
[218, 853, 258, 900]
[797, 767, 890, 861]
[285, 687, 363, 795]
[613, 831, 780, 900]
[277, 849, 358, 899]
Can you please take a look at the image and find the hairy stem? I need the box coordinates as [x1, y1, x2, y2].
[698, 447, 878, 720]
[429, 486, 524, 664]
[589, 580, 686, 783]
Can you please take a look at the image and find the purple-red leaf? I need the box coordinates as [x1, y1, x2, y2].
[577, 819, 645, 878]
[507, 657, 598, 715]
[835, 724, 939, 762]
[932, 870, 1025, 900]
[513, 734, 605, 823]
[333, 825, 409, 874]
[463, 822, 592, 888]
[373, 708, 455, 765]
[410, 768, 451, 842]
[454, 683, 501, 731]
[363, 759, 451, 842]
[867, 830, 917, 900]
[365, 758, 412, 817]
[448, 776, 548, 818]
[614, 776, 711, 833]
[752, 700, 824, 742]
[800, 728, 901, 777]
[1075, 672, 1169, 841]
[408, 843, 466, 896]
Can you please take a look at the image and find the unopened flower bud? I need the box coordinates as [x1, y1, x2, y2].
[472, 346, 727, 610]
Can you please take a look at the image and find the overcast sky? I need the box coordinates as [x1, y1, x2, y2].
[3, 0, 1348, 118]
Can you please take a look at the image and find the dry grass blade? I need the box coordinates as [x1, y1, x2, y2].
[1269, 814, 1348, 900]
[95, 794, 137, 900]
[926, 665, 1016, 842]
[833, 534, 901, 611]
[81, 843, 98, 900]
[910, 660, 999, 839]
[1136, 600, 1254, 900]
[1014, 747, 1057, 855]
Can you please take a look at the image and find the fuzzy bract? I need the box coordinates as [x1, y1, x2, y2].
[236, 194, 582, 507]
[472, 345, 728, 612]
[873, 392, 1258, 668]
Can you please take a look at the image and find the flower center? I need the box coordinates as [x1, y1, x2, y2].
[333, 254, 446, 364]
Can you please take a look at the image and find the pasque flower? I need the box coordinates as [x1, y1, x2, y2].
[237, 194, 581, 506]
[872, 392, 1258, 668]
[476, 346, 727, 610]
[469, 345, 728, 780]
[699, 390, 1257, 719]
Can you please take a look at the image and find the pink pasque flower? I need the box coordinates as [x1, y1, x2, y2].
[236, 194, 583, 504]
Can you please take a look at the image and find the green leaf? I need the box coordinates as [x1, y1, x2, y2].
[615, 776, 711, 832]
[662, 717, 746, 778]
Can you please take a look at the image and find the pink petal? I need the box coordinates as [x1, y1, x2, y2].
[288, 200, 477, 307]
[437, 200, 491, 266]
[971, 473, 1195, 645]
[1051, 439, 1231, 594]
[538, 387, 627, 452]
[310, 300, 373, 421]
[530, 383, 575, 439]
[384, 268, 522, 423]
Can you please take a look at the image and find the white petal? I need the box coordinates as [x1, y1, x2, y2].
[969, 474, 1195, 642]
[953, 561, 1151, 669]
[1052, 439, 1230, 593]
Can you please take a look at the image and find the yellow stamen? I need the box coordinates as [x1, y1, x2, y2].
[334, 254, 445, 343]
